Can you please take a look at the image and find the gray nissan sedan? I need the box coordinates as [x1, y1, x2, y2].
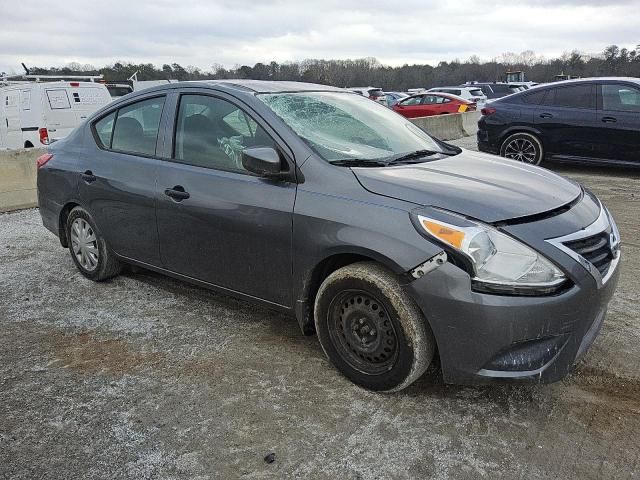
[36, 80, 621, 391]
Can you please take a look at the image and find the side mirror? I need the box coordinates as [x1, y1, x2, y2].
[242, 147, 283, 177]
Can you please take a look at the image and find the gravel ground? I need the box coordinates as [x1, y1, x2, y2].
[1, 140, 639, 479]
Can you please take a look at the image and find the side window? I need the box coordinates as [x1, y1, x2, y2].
[402, 96, 423, 106]
[548, 85, 595, 109]
[111, 96, 165, 156]
[601, 84, 640, 113]
[94, 111, 116, 148]
[173, 94, 278, 172]
[522, 89, 548, 105]
[422, 96, 436, 105]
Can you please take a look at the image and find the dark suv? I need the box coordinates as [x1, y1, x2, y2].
[37, 80, 620, 392]
[478, 77, 640, 166]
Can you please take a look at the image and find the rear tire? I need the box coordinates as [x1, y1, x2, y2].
[500, 132, 543, 165]
[314, 262, 435, 392]
[66, 207, 122, 281]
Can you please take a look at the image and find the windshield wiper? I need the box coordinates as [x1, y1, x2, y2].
[329, 159, 388, 167]
[383, 149, 456, 165]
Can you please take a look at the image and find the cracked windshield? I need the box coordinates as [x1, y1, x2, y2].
[259, 91, 444, 161]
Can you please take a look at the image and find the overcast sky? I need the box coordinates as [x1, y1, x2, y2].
[1, 0, 639, 74]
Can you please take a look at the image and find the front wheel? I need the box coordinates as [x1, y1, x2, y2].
[314, 262, 436, 392]
[500, 132, 544, 165]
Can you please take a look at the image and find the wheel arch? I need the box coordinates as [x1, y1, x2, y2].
[294, 248, 405, 335]
[58, 201, 81, 248]
[498, 126, 544, 149]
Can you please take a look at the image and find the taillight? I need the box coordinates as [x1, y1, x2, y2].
[70, 82, 80, 87]
[36, 153, 53, 169]
[39, 128, 50, 145]
[481, 107, 497, 116]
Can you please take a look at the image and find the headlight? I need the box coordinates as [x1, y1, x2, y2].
[416, 214, 567, 295]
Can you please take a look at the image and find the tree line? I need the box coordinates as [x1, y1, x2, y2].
[12, 45, 640, 91]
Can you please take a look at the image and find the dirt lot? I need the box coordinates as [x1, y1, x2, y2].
[1, 141, 639, 479]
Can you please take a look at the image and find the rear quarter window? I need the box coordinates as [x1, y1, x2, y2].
[93, 111, 116, 148]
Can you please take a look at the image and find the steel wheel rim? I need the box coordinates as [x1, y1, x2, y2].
[70, 218, 99, 272]
[328, 290, 399, 375]
[504, 138, 538, 163]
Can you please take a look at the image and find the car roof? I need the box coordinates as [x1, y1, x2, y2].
[536, 77, 640, 87]
[133, 79, 348, 95]
[429, 86, 478, 90]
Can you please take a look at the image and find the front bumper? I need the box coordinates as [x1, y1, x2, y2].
[403, 251, 620, 385]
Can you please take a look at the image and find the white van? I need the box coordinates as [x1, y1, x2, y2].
[0, 81, 112, 150]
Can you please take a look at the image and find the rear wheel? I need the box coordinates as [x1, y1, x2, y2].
[314, 262, 435, 392]
[66, 207, 122, 281]
[500, 132, 543, 165]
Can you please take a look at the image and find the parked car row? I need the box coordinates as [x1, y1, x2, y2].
[349, 86, 483, 118]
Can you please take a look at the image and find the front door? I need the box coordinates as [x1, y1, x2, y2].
[395, 95, 425, 118]
[155, 93, 296, 306]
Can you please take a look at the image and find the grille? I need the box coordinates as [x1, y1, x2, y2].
[564, 232, 613, 277]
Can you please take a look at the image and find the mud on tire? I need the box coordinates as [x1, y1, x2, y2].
[314, 261, 436, 392]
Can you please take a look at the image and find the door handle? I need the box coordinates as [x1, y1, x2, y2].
[81, 170, 96, 183]
[164, 186, 190, 201]
[539, 112, 554, 119]
[601, 116, 617, 123]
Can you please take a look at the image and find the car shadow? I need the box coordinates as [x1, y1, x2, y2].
[548, 161, 640, 179]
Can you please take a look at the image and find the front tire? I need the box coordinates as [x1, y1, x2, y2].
[500, 132, 544, 165]
[66, 207, 122, 281]
[314, 262, 435, 392]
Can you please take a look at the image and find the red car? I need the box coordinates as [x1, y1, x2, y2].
[393, 92, 476, 118]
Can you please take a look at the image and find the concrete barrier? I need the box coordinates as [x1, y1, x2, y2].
[410, 111, 481, 141]
[0, 148, 43, 212]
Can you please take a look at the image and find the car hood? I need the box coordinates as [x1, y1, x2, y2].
[352, 150, 581, 223]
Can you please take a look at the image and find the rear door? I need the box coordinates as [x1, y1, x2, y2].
[533, 83, 599, 160]
[79, 95, 165, 266]
[155, 90, 297, 306]
[597, 81, 640, 164]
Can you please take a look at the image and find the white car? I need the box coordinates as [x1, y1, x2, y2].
[426, 86, 487, 108]
[349, 87, 387, 105]
[0, 81, 112, 150]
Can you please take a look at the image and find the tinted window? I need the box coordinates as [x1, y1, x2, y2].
[94, 111, 116, 148]
[491, 85, 513, 94]
[601, 84, 640, 113]
[174, 94, 278, 172]
[546, 85, 595, 109]
[522, 89, 548, 105]
[402, 96, 423, 106]
[111, 97, 165, 156]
